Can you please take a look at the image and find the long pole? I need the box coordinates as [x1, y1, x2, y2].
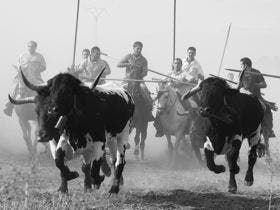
[218, 23, 231, 76]
[72, 0, 80, 67]
[225, 68, 280, 79]
[173, 0, 176, 62]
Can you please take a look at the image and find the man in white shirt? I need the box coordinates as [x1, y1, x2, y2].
[3, 41, 46, 116]
[77, 46, 110, 85]
[182, 47, 204, 85]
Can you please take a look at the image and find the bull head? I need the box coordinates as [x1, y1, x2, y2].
[8, 94, 35, 104]
[20, 68, 46, 92]
[90, 67, 106, 90]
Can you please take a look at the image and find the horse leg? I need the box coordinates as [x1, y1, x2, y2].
[18, 119, 32, 156]
[171, 133, 183, 167]
[165, 134, 173, 162]
[140, 123, 148, 160]
[190, 133, 204, 166]
[226, 139, 241, 193]
[134, 128, 141, 159]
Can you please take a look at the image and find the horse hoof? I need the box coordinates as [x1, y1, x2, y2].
[134, 149, 139, 155]
[57, 186, 68, 194]
[244, 180, 254, 186]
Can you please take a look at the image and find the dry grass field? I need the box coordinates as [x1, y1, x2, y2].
[1, 136, 280, 210]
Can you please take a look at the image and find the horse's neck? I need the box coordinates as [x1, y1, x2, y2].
[164, 88, 184, 115]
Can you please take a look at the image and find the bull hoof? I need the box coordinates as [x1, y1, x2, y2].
[92, 175, 105, 189]
[214, 165, 226, 174]
[57, 185, 68, 194]
[228, 185, 237, 194]
[244, 173, 254, 186]
[65, 171, 79, 181]
[84, 186, 92, 193]
[109, 184, 120, 194]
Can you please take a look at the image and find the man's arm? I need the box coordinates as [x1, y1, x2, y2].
[117, 54, 131, 68]
[141, 59, 148, 78]
[38, 54, 46, 72]
[255, 70, 267, 89]
[103, 60, 111, 76]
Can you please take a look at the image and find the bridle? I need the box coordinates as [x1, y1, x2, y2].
[156, 89, 178, 113]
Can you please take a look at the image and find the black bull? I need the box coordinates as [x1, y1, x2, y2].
[9, 70, 135, 194]
[182, 77, 266, 193]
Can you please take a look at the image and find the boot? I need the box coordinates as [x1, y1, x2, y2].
[268, 130, 276, 138]
[153, 117, 164, 137]
[3, 102, 13, 117]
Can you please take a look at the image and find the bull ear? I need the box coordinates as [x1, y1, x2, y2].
[8, 94, 35, 105]
[90, 67, 106, 90]
[20, 67, 46, 92]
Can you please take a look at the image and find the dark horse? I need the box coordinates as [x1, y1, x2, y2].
[127, 81, 150, 160]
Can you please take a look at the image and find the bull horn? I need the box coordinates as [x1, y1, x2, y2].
[177, 110, 189, 116]
[91, 67, 106, 90]
[181, 83, 202, 100]
[8, 94, 35, 105]
[20, 67, 45, 92]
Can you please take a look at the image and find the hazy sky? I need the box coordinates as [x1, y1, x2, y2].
[0, 0, 279, 149]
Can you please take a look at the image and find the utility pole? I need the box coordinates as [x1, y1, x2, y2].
[88, 7, 107, 45]
[173, 0, 177, 62]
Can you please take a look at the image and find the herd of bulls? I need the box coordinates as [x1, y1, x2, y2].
[9, 69, 267, 194]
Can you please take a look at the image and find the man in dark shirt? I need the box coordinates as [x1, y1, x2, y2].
[117, 41, 154, 121]
[238, 57, 276, 138]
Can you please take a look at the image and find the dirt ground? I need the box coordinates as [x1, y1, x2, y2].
[1, 137, 280, 210]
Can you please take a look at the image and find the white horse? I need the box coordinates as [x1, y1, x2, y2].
[155, 82, 197, 164]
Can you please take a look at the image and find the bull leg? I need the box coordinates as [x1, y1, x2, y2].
[134, 128, 141, 158]
[109, 122, 129, 194]
[55, 135, 79, 193]
[18, 119, 32, 155]
[204, 149, 225, 174]
[165, 134, 173, 161]
[107, 137, 123, 186]
[244, 144, 258, 187]
[140, 123, 148, 160]
[90, 141, 105, 189]
[81, 150, 93, 192]
[226, 140, 241, 193]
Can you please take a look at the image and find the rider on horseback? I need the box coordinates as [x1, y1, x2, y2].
[3, 41, 46, 117]
[74, 46, 111, 85]
[154, 47, 204, 137]
[117, 41, 154, 122]
[238, 57, 277, 138]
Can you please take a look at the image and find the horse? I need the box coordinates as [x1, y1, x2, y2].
[126, 81, 151, 160]
[155, 82, 198, 164]
[10, 86, 38, 157]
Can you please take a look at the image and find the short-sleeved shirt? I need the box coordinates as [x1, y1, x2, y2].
[18, 52, 46, 87]
[182, 59, 204, 84]
[78, 58, 110, 84]
[168, 69, 195, 94]
[118, 54, 148, 80]
[240, 68, 265, 96]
